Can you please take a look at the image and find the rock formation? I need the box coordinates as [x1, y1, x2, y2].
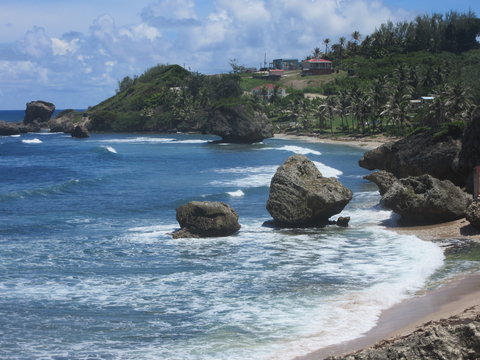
[71, 124, 90, 138]
[0, 121, 27, 136]
[23, 101, 55, 125]
[266, 155, 352, 226]
[359, 129, 464, 186]
[466, 200, 480, 229]
[204, 104, 273, 143]
[363, 170, 397, 196]
[326, 305, 480, 360]
[459, 109, 480, 192]
[381, 174, 471, 222]
[172, 201, 241, 238]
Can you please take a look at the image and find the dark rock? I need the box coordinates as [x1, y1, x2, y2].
[466, 200, 480, 229]
[71, 125, 90, 138]
[336, 216, 350, 227]
[326, 305, 480, 360]
[23, 100, 55, 124]
[359, 130, 463, 186]
[364, 170, 397, 196]
[0, 121, 39, 135]
[48, 110, 80, 133]
[382, 174, 471, 222]
[172, 201, 241, 238]
[459, 109, 480, 192]
[266, 154, 353, 226]
[204, 104, 273, 143]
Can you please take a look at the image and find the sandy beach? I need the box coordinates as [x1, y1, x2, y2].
[279, 132, 480, 359]
[274, 133, 393, 150]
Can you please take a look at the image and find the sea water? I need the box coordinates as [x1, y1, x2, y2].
[0, 127, 445, 359]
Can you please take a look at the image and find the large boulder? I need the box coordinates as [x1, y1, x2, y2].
[458, 109, 480, 192]
[465, 200, 480, 229]
[266, 154, 353, 226]
[359, 129, 464, 186]
[381, 174, 471, 222]
[23, 101, 55, 124]
[204, 104, 273, 143]
[172, 201, 241, 238]
[364, 170, 397, 196]
[0, 121, 40, 135]
[71, 124, 90, 138]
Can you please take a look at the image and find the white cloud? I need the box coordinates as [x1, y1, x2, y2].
[0, 0, 408, 109]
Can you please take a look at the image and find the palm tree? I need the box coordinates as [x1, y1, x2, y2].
[312, 47, 322, 59]
[323, 38, 331, 55]
[351, 31, 362, 44]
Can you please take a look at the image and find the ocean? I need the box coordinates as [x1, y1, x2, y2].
[0, 110, 457, 359]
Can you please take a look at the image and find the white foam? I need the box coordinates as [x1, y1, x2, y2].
[102, 137, 175, 143]
[211, 165, 278, 188]
[103, 145, 117, 154]
[174, 139, 209, 144]
[9, 134, 21, 137]
[263, 145, 322, 155]
[227, 189, 245, 197]
[22, 138, 42, 144]
[313, 161, 342, 178]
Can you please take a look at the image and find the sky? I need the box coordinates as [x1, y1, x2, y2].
[1, 0, 479, 110]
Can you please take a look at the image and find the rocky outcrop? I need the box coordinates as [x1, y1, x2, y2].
[266, 155, 352, 226]
[466, 200, 480, 229]
[364, 170, 397, 196]
[71, 125, 90, 138]
[0, 121, 41, 136]
[204, 104, 273, 143]
[48, 110, 79, 133]
[172, 201, 241, 238]
[327, 305, 480, 360]
[23, 101, 55, 125]
[0, 121, 27, 136]
[381, 174, 471, 222]
[459, 109, 480, 192]
[359, 129, 464, 186]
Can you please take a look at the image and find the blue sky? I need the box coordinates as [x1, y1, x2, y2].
[1, 0, 479, 110]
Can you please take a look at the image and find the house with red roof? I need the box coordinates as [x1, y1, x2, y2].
[302, 58, 333, 75]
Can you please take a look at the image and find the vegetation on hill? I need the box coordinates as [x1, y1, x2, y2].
[89, 64, 250, 132]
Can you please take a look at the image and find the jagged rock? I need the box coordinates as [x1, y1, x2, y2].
[359, 129, 463, 186]
[266, 154, 353, 226]
[459, 109, 480, 192]
[23, 100, 55, 124]
[466, 200, 480, 229]
[172, 201, 241, 238]
[48, 110, 89, 134]
[327, 305, 480, 360]
[364, 170, 397, 196]
[71, 125, 90, 138]
[336, 216, 350, 227]
[204, 104, 273, 143]
[0, 121, 41, 135]
[382, 174, 471, 222]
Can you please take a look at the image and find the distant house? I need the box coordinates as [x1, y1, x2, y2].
[268, 69, 284, 80]
[251, 84, 287, 100]
[272, 59, 300, 70]
[302, 58, 333, 75]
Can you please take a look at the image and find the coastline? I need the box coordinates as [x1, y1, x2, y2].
[294, 221, 480, 360]
[279, 132, 480, 359]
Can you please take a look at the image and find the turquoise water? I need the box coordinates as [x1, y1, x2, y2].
[0, 128, 444, 359]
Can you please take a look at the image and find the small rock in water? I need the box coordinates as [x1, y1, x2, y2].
[336, 216, 350, 227]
